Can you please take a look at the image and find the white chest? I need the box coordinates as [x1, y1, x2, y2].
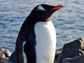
[34, 21, 56, 63]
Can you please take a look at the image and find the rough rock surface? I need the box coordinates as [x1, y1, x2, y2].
[62, 55, 84, 63]
[0, 48, 11, 63]
[57, 38, 84, 63]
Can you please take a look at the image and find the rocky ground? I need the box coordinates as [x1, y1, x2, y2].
[0, 48, 62, 63]
[0, 38, 84, 63]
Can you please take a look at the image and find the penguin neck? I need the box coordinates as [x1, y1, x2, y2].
[42, 18, 50, 22]
[28, 16, 51, 22]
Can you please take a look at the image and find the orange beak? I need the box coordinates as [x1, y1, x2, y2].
[52, 5, 63, 10]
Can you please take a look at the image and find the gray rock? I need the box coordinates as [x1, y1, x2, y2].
[0, 58, 10, 63]
[62, 55, 84, 63]
[57, 38, 84, 63]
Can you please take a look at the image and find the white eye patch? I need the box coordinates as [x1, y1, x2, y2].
[37, 5, 46, 11]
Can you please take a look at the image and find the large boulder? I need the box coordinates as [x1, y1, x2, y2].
[57, 38, 84, 63]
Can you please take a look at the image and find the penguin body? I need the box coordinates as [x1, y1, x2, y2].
[15, 4, 63, 63]
[24, 20, 56, 63]
[35, 21, 56, 63]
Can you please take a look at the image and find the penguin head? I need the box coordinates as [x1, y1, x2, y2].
[29, 4, 63, 21]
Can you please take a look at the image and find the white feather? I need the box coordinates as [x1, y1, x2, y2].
[34, 21, 56, 63]
[37, 5, 45, 11]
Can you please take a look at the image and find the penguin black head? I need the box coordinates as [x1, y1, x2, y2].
[29, 4, 63, 21]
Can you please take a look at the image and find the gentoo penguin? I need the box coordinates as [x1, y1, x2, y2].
[15, 4, 63, 63]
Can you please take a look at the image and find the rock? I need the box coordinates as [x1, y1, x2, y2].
[62, 55, 84, 63]
[55, 48, 62, 63]
[57, 38, 84, 63]
[0, 49, 5, 59]
[0, 48, 11, 63]
[0, 48, 11, 58]
[0, 58, 10, 63]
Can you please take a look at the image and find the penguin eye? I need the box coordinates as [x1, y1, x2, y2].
[37, 5, 46, 11]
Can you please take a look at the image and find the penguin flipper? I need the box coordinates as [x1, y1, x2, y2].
[24, 42, 36, 63]
[15, 20, 30, 63]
